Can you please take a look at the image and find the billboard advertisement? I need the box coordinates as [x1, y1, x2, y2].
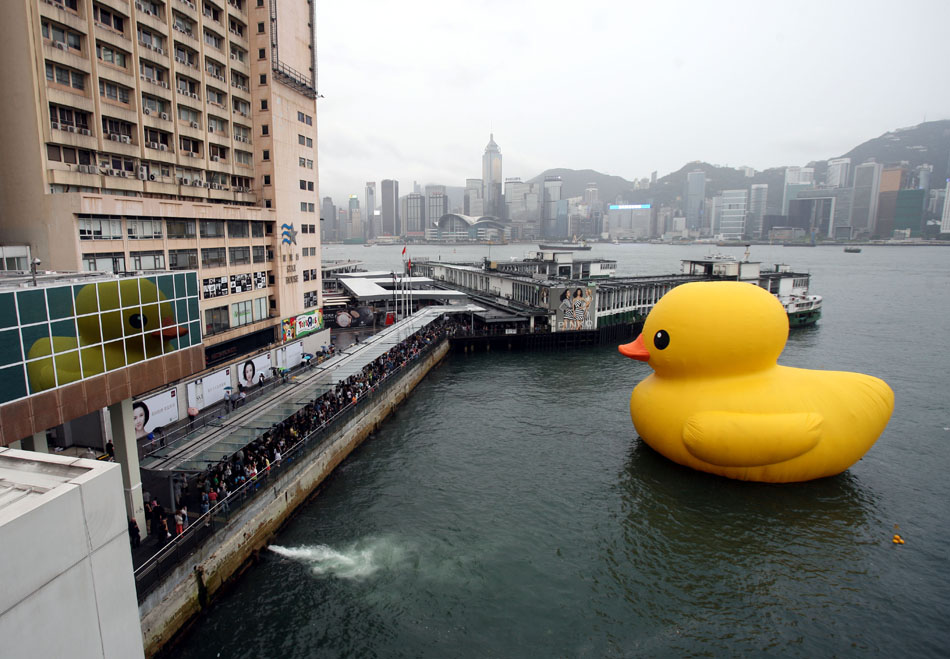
[550, 286, 596, 331]
[132, 389, 180, 440]
[294, 309, 324, 338]
[186, 366, 232, 409]
[237, 353, 272, 389]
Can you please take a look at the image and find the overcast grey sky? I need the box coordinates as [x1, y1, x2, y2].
[316, 0, 950, 204]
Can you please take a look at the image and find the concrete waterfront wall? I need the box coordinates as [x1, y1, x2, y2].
[138, 339, 450, 657]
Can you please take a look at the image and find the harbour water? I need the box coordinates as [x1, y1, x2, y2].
[173, 244, 950, 657]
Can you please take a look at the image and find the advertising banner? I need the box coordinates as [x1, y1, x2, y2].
[294, 309, 324, 338]
[550, 285, 596, 331]
[132, 389, 180, 440]
[237, 353, 272, 389]
[186, 366, 232, 409]
[281, 317, 296, 342]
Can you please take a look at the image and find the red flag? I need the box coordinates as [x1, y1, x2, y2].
[408, 258, 412, 270]
[402, 245, 407, 255]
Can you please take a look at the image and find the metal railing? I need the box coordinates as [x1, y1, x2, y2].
[132, 336, 446, 600]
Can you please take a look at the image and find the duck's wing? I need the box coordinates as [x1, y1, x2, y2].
[683, 411, 823, 467]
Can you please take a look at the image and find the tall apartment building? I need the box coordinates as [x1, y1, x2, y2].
[0, 0, 322, 365]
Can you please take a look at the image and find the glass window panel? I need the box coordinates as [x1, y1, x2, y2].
[146, 334, 163, 359]
[46, 287, 75, 319]
[0, 328, 22, 365]
[21, 324, 51, 358]
[0, 293, 16, 328]
[176, 299, 188, 325]
[188, 297, 199, 322]
[174, 273, 185, 298]
[185, 272, 198, 296]
[98, 281, 120, 310]
[189, 320, 201, 344]
[158, 275, 175, 300]
[54, 351, 82, 386]
[141, 277, 159, 304]
[0, 364, 27, 404]
[104, 339, 125, 370]
[101, 310, 123, 341]
[120, 279, 141, 307]
[123, 307, 142, 336]
[17, 290, 48, 324]
[76, 315, 101, 344]
[50, 319, 77, 350]
[27, 357, 53, 393]
[80, 345, 104, 378]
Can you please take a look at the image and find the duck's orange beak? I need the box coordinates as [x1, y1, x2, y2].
[619, 334, 649, 362]
[153, 316, 187, 338]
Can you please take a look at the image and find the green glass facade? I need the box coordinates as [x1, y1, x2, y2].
[0, 273, 201, 404]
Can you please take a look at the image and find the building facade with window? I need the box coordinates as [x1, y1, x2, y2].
[0, 0, 323, 365]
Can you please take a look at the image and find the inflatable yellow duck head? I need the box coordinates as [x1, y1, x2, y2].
[619, 281, 894, 483]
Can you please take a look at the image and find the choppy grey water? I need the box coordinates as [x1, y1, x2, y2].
[173, 244, 950, 658]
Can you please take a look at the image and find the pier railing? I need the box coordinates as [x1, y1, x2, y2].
[132, 337, 445, 601]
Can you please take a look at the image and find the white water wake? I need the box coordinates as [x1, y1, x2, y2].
[269, 537, 407, 580]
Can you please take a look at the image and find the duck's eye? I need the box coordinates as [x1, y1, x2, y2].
[653, 330, 670, 350]
[130, 313, 146, 329]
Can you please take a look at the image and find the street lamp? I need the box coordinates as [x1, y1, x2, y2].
[30, 258, 41, 287]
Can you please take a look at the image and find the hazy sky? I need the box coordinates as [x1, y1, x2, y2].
[315, 0, 950, 203]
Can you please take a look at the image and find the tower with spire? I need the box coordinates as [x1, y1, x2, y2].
[482, 134, 503, 218]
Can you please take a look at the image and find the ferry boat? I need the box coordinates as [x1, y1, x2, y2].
[844, 246, 862, 253]
[681, 254, 822, 328]
[539, 236, 592, 251]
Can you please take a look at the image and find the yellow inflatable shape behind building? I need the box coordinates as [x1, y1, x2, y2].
[618, 281, 894, 483]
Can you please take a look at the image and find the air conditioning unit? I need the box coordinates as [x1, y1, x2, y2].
[161, 81, 168, 88]
[109, 133, 119, 141]
[53, 41, 67, 51]
[149, 173, 156, 181]
[99, 165, 111, 174]
[230, 53, 236, 60]
[181, 178, 190, 185]
[204, 181, 211, 188]
[211, 155, 220, 162]
[140, 74, 146, 81]
[155, 47, 165, 55]
[175, 56, 184, 63]
[51, 121, 60, 130]
[191, 93, 198, 99]
[208, 126, 215, 133]
[138, 168, 147, 180]
[160, 112, 169, 120]
[148, 141, 159, 149]
[190, 121, 199, 128]
[192, 179, 203, 186]
[143, 107, 151, 115]
[120, 135, 131, 143]
[80, 128, 91, 136]
[66, 125, 76, 133]
[159, 144, 168, 151]
[211, 183, 220, 189]
[76, 164, 88, 173]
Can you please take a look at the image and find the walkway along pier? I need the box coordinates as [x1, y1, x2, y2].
[136, 309, 472, 657]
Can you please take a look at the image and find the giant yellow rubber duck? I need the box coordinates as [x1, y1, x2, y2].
[618, 281, 893, 483]
[26, 279, 187, 392]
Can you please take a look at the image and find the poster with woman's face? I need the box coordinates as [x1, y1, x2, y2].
[239, 354, 272, 388]
[132, 390, 180, 439]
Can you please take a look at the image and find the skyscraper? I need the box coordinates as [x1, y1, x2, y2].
[465, 178, 484, 216]
[827, 158, 852, 188]
[322, 197, 337, 240]
[942, 180, 950, 235]
[542, 176, 563, 238]
[482, 134, 503, 218]
[748, 184, 769, 238]
[381, 179, 400, 236]
[685, 171, 706, 232]
[425, 185, 448, 238]
[403, 193, 425, 237]
[850, 161, 883, 236]
[0, 0, 322, 362]
[365, 182, 377, 238]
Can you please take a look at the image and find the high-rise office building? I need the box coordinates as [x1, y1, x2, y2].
[348, 194, 360, 225]
[403, 193, 425, 237]
[482, 134, 503, 218]
[425, 185, 447, 238]
[941, 180, 950, 234]
[583, 183, 599, 206]
[322, 196, 337, 240]
[748, 184, 769, 238]
[542, 176, 563, 238]
[0, 0, 323, 364]
[380, 179, 399, 236]
[783, 166, 815, 214]
[464, 178, 483, 216]
[685, 171, 705, 232]
[849, 161, 883, 236]
[365, 182, 377, 238]
[827, 158, 851, 188]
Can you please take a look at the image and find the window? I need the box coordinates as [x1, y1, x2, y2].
[257, 21, 264, 33]
[304, 290, 319, 309]
[298, 134, 312, 147]
[233, 124, 250, 142]
[139, 60, 166, 82]
[174, 44, 196, 67]
[204, 30, 223, 50]
[168, 249, 198, 269]
[127, 218, 163, 239]
[201, 247, 226, 267]
[305, 115, 312, 126]
[144, 127, 171, 147]
[94, 4, 125, 32]
[206, 87, 225, 105]
[99, 80, 130, 104]
[264, 199, 272, 209]
[233, 98, 250, 115]
[83, 252, 126, 272]
[142, 94, 167, 115]
[230, 45, 246, 63]
[229, 19, 245, 37]
[205, 305, 229, 335]
[167, 219, 196, 239]
[200, 220, 225, 238]
[306, 159, 313, 168]
[180, 136, 201, 155]
[308, 203, 315, 212]
[230, 299, 253, 328]
[209, 144, 228, 160]
[97, 43, 127, 68]
[263, 175, 271, 185]
[50, 104, 90, 130]
[229, 246, 250, 265]
[130, 250, 165, 270]
[260, 100, 268, 111]
[252, 245, 266, 263]
[258, 48, 265, 59]
[46, 63, 85, 91]
[259, 74, 266, 85]
[262, 149, 269, 161]
[102, 116, 133, 138]
[253, 296, 268, 322]
[261, 124, 269, 135]
[79, 216, 123, 240]
[178, 105, 199, 124]
[227, 220, 249, 238]
[300, 202, 315, 212]
[208, 115, 227, 134]
[235, 150, 252, 166]
[48, 0, 79, 11]
[173, 13, 195, 36]
[206, 58, 225, 78]
[138, 27, 165, 51]
[42, 22, 82, 51]
[202, 2, 221, 22]
[232, 72, 249, 91]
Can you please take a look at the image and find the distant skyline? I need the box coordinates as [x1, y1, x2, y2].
[316, 0, 950, 204]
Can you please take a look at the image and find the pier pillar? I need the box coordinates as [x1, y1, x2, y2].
[20, 432, 49, 453]
[109, 399, 147, 536]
